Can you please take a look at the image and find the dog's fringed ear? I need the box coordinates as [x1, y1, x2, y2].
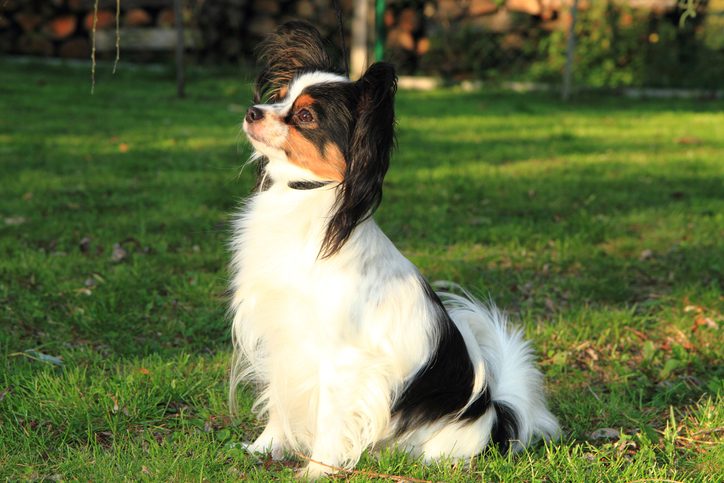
[320, 62, 397, 258]
[254, 21, 338, 103]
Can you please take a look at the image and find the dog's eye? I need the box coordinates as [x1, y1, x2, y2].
[295, 108, 314, 123]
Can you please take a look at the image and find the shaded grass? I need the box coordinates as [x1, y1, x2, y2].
[0, 59, 722, 481]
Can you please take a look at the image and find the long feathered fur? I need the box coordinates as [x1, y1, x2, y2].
[320, 62, 396, 258]
[254, 20, 341, 104]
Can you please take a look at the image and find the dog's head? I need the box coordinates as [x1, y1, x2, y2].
[243, 21, 397, 257]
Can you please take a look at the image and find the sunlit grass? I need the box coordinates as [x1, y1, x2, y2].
[1, 59, 722, 481]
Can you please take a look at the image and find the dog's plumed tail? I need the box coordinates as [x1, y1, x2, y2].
[437, 286, 560, 452]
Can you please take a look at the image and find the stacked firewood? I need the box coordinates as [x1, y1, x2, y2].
[196, 0, 353, 61]
[0, 0, 354, 61]
[0, 0, 191, 58]
[383, 0, 678, 73]
[0, 0, 682, 62]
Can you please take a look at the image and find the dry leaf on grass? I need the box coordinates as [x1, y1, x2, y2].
[4, 216, 26, 226]
[79, 236, 92, 253]
[692, 315, 717, 332]
[676, 136, 702, 145]
[111, 243, 128, 263]
[589, 427, 620, 440]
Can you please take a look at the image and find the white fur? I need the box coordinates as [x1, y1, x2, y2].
[229, 73, 559, 478]
[280, 72, 349, 110]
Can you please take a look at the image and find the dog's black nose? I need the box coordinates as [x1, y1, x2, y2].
[245, 106, 264, 123]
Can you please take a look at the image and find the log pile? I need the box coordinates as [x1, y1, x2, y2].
[383, 0, 571, 61]
[0, 0, 197, 58]
[195, 0, 353, 62]
[0, 0, 680, 61]
[0, 0, 354, 61]
[383, 0, 679, 70]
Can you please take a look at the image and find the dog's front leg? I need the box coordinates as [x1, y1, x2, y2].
[301, 352, 391, 479]
[301, 379, 343, 478]
[245, 409, 286, 460]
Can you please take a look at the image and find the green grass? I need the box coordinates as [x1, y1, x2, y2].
[1, 59, 722, 482]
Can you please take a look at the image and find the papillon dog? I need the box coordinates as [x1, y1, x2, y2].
[229, 21, 559, 477]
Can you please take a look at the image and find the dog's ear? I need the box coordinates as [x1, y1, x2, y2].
[254, 21, 338, 103]
[320, 62, 397, 258]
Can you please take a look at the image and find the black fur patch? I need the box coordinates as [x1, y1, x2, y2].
[288, 180, 331, 190]
[391, 278, 492, 435]
[285, 81, 357, 163]
[319, 62, 397, 258]
[491, 401, 520, 454]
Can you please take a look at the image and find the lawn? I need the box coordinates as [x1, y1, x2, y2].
[0, 59, 722, 482]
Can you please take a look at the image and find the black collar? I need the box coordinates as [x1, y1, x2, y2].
[287, 180, 332, 190]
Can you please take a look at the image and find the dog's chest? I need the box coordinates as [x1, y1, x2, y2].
[234, 190, 330, 280]
[230, 189, 356, 334]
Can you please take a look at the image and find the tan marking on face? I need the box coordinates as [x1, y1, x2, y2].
[293, 94, 314, 109]
[322, 142, 346, 177]
[283, 128, 346, 182]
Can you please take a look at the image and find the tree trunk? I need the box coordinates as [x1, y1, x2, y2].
[350, 0, 369, 80]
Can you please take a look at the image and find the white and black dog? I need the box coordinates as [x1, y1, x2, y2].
[229, 21, 559, 477]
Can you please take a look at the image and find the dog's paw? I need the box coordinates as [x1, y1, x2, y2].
[242, 439, 285, 460]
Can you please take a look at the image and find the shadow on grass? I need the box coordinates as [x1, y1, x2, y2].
[397, 89, 724, 118]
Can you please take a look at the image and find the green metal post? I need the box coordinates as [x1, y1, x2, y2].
[374, 0, 385, 61]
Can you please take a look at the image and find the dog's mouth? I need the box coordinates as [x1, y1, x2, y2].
[244, 118, 276, 141]
[244, 123, 287, 158]
[243, 122, 269, 146]
[245, 129, 264, 144]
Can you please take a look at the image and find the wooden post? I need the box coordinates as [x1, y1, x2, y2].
[562, 0, 579, 101]
[174, 0, 185, 98]
[350, 0, 369, 80]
